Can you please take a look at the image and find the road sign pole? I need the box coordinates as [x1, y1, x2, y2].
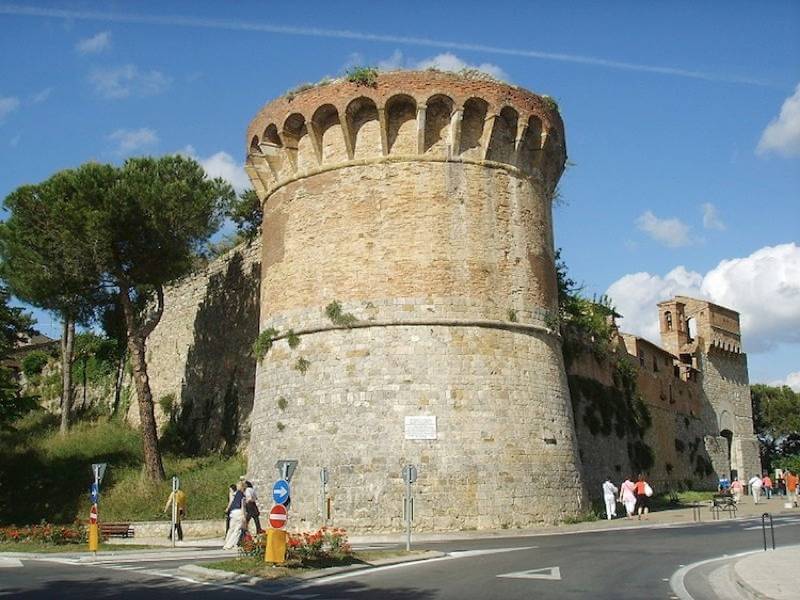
[171, 477, 178, 548]
[320, 468, 328, 525]
[403, 464, 416, 552]
[89, 464, 100, 554]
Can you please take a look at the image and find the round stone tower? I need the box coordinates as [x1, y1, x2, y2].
[244, 71, 586, 531]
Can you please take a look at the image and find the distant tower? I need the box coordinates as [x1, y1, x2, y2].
[659, 296, 760, 480]
[243, 71, 586, 531]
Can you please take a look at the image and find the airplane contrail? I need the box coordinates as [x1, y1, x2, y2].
[0, 3, 772, 87]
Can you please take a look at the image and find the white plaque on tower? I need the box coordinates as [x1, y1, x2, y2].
[404, 415, 437, 440]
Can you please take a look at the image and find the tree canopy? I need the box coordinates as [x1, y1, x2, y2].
[0, 286, 35, 427]
[0, 155, 234, 479]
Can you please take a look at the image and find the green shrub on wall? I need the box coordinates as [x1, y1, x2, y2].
[21, 351, 50, 378]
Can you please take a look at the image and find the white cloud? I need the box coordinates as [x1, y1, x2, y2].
[76, 31, 111, 54]
[0, 95, 20, 121]
[108, 127, 158, 155]
[607, 243, 800, 353]
[701, 202, 726, 230]
[88, 65, 171, 99]
[377, 50, 508, 82]
[635, 210, 694, 247]
[179, 145, 250, 193]
[771, 371, 800, 392]
[31, 87, 52, 103]
[757, 83, 800, 157]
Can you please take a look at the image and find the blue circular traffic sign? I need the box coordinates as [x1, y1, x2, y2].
[272, 479, 291, 505]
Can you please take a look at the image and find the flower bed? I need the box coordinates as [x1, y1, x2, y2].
[0, 522, 87, 545]
[239, 527, 352, 564]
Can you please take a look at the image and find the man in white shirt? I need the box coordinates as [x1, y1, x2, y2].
[748, 474, 763, 504]
[602, 476, 619, 520]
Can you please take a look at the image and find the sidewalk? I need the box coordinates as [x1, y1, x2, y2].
[733, 545, 800, 600]
[106, 494, 797, 547]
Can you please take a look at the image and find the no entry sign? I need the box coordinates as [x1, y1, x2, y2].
[89, 505, 98, 524]
[268, 504, 288, 529]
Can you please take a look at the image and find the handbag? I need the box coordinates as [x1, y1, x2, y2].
[644, 482, 654, 497]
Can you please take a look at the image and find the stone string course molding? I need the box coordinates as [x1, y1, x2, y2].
[245, 71, 587, 532]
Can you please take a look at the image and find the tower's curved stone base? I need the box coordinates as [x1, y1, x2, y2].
[249, 324, 585, 531]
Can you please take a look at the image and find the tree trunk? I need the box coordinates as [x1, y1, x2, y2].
[59, 317, 75, 434]
[112, 347, 127, 416]
[118, 285, 166, 481]
[127, 333, 165, 481]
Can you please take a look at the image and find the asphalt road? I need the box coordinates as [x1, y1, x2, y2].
[2, 515, 799, 599]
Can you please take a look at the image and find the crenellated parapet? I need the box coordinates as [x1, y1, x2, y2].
[245, 70, 566, 202]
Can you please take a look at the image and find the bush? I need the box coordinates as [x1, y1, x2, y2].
[242, 527, 353, 564]
[346, 67, 378, 88]
[21, 351, 50, 378]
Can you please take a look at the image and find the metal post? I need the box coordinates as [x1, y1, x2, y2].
[405, 476, 412, 552]
[93, 465, 99, 556]
[320, 468, 329, 525]
[171, 476, 178, 548]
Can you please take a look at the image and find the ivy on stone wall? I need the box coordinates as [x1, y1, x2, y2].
[325, 301, 358, 328]
[568, 358, 654, 472]
[252, 327, 279, 362]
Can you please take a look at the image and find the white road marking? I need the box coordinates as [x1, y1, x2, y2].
[496, 566, 561, 581]
[448, 546, 537, 558]
[0, 557, 23, 568]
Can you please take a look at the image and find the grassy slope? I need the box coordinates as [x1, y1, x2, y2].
[0, 411, 245, 525]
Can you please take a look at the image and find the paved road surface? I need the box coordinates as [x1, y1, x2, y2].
[2, 514, 798, 599]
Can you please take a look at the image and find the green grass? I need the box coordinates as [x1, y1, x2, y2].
[203, 550, 427, 579]
[0, 410, 245, 525]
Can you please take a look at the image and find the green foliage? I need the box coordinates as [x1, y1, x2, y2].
[277, 421, 286, 432]
[507, 309, 518, 323]
[674, 438, 686, 453]
[286, 329, 301, 349]
[775, 454, 800, 474]
[277, 397, 288, 410]
[628, 440, 655, 473]
[252, 327, 279, 362]
[158, 393, 177, 419]
[346, 66, 378, 87]
[541, 95, 559, 111]
[694, 454, 714, 477]
[554, 250, 617, 366]
[21, 350, 49, 378]
[227, 189, 262, 242]
[325, 300, 358, 328]
[751, 384, 800, 467]
[294, 357, 310, 374]
[72, 333, 117, 385]
[0, 286, 36, 426]
[0, 412, 246, 523]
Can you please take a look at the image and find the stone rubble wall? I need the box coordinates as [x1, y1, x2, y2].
[127, 242, 262, 453]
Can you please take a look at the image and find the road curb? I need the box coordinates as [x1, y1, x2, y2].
[177, 550, 446, 585]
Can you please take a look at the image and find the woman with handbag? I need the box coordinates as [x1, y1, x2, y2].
[633, 474, 653, 520]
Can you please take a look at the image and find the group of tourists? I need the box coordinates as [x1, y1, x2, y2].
[738, 470, 800, 506]
[602, 474, 654, 521]
[223, 477, 263, 549]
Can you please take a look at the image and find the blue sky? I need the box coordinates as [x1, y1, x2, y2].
[1, 1, 798, 387]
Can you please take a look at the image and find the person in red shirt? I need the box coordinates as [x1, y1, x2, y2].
[762, 473, 773, 500]
[633, 473, 652, 520]
[786, 471, 799, 507]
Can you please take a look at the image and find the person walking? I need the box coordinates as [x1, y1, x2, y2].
[786, 470, 799, 507]
[601, 476, 618, 520]
[762, 472, 773, 500]
[748, 474, 763, 504]
[223, 481, 246, 549]
[633, 474, 652, 520]
[619, 476, 637, 519]
[730, 477, 744, 504]
[224, 484, 236, 534]
[163, 487, 188, 542]
[244, 480, 263, 534]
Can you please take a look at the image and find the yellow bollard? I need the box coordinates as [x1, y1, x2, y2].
[265, 529, 287, 564]
[88, 523, 99, 552]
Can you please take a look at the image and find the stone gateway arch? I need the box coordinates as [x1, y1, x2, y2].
[243, 71, 587, 531]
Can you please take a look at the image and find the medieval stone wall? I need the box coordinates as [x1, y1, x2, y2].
[569, 347, 717, 499]
[128, 242, 261, 453]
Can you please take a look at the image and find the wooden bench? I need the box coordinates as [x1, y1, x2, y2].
[710, 494, 737, 519]
[100, 523, 135, 538]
